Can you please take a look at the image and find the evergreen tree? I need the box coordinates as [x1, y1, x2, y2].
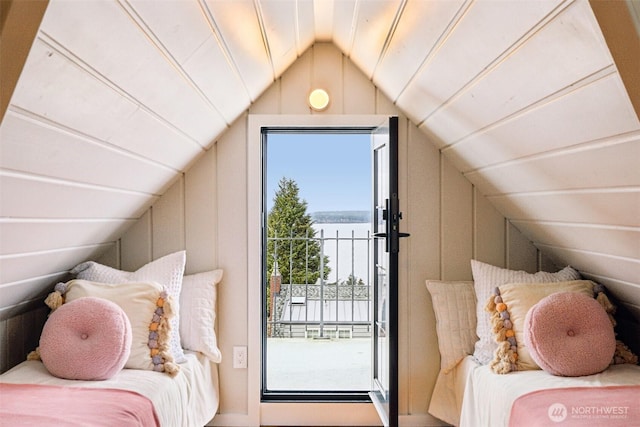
[267, 177, 330, 285]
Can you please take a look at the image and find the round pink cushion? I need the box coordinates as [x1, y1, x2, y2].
[524, 291, 615, 377]
[40, 297, 132, 380]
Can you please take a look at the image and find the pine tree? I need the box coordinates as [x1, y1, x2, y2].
[267, 177, 330, 285]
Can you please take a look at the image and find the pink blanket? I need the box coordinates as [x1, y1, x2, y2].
[0, 382, 160, 426]
[509, 385, 640, 427]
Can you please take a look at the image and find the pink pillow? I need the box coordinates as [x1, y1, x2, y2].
[524, 292, 615, 377]
[39, 297, 132, 380]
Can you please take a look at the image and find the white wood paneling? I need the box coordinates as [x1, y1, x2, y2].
[0, 173, 157, 219]
[2, 0, 640, 422]
[424, 0, 614, 145]
[257, 0, 304, 76]
[3, 0, 637, 301]
[373, 0, 467, 101]
[331, 0, 358, 56]
[0, 307, 48, 372]
[0, 274, 69, 314]
[0, 219, 134, 255]
[343, 56, 375, 114]
[441, 155, 473, 280]
[126, 0, 212, 65]
[347, 0, 403, 77]
[185, 146, 218, 275]
[181, 35, 251, 125]
[397, 0, 565, 123]
[474, 188, 506, 268]
[40, 0, 226, 145]
[441, 73, 639, 173]
[312, 44, 344, 114]
[489, 191, 640, 227]
[540, 244, 640, 284]
[0, 112, 177, 194]
[507, 222, 539, 273]
[114, 45, 543, 425]
[404, 119, 441, 416]
[120, 210, 152, 272]
[467, 133, 640, 196]
[512, 220, 640, 260]
[151, 177, 185, 259]
[215, 114, 250, 417]
[0, 244, 109, 285]
[280, 48, 312, 114]
[204, 0, 273, 100]
[12, 40, 204, 171]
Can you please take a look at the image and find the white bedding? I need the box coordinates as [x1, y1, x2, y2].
[0, 350, 219, 427]
[451, 356, 640, 427]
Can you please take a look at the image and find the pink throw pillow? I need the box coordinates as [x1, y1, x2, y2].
[524, 292, 615, 377]
[39, 297, 132, 380]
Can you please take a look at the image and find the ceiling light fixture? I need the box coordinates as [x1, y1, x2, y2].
[308, 88, 330, 111]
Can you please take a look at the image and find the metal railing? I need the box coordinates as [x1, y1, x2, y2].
[267, 228, 373, 338]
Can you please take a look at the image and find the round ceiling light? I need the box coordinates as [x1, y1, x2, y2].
[308, 88, 330, 111]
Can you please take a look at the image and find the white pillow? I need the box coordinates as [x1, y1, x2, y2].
[64, 279, 178, 375]
[71, 251, 187, 363]
[470, 259, 580, 365]
[426, 280, 478, 373]
[180, 270, 223, 363]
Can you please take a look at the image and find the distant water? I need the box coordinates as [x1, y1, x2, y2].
[311, 223, 372, 284]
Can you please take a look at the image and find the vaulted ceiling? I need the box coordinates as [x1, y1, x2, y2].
[1, 0, 639, 315]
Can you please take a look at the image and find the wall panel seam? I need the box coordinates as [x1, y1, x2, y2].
[0, 168, 162, 199]
[464, 128, 640, 177]
[36, 32, 208, 150]
[440, 64, 617, 153]
[5, 107, 182, 174]
[418, 0, 576, 126]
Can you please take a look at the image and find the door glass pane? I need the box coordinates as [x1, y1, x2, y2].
[371, 125, 390, 420]
[369, 117, 400, 427]
[263, 131, 372, 393]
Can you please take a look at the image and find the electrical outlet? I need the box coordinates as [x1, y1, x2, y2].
[233, 346, 247, 369]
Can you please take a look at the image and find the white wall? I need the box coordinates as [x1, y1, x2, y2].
[111, 43, 547, 426]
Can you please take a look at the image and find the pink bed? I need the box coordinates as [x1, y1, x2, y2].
[0, 351, 219, 426]
[439, 356, 640, 427]
[425, 269, 640, 427]
[1, 383, 160, 426]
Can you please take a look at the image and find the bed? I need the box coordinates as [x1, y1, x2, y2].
[426, 260, 640, 427]
[0, 352, 219, 426]
[0, 251, 224, 426]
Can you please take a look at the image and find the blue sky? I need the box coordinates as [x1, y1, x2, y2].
[266, 132, 371, 214]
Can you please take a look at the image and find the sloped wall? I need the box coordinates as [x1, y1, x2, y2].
[109, 44, 550, 426]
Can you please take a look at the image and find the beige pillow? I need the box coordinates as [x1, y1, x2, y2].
[486, 280, 594, 374]
[179, 270, 223, 363]
[470, 259, 580, 365]
[426, 280, 478, 373]
[71, 251, 187, 363]
[64, 279, 179, 376]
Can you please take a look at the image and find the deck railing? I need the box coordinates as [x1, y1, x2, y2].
[267, 228, 373, 338]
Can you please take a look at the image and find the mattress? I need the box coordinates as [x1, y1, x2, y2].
[457, 356, 640, 427]
[0, 350, 219, 427]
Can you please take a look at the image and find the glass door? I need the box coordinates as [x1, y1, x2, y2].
[370, 116, 406, 427]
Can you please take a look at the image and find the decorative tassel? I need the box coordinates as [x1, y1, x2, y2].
[27, 348, 41, 361]
[613, 340, 639, 365]
[596, 291, 617, 328]
[44, 291, 64, 311]
[164, 362, 180, 377]
[486, 288, 519, 374]
[150, 293, 180, 377]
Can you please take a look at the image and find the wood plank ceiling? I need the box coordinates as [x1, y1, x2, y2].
[0, 0, 638, 314]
